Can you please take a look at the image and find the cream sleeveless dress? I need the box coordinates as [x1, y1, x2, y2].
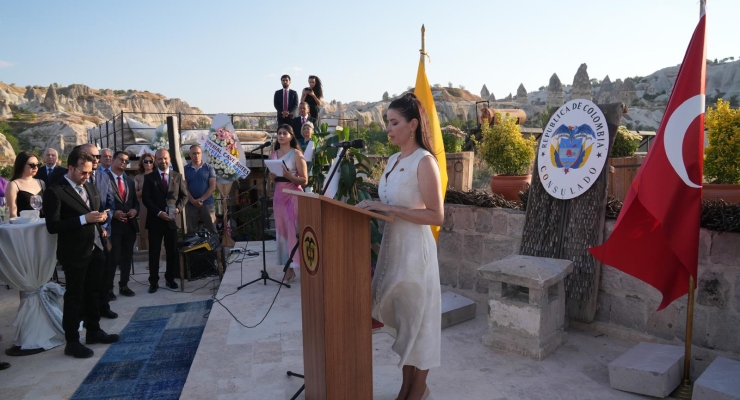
[372, 148, 441, 370]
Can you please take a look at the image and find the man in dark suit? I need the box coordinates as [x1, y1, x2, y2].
[274, 74, 298, 126]
[43, 148, 120, 359]
[80, 144, 117, 318]
[142, 149, 187, 293]
[108, 151, 139, 297]
[291, 101, 317, 149]
[37, 148, 65, 186]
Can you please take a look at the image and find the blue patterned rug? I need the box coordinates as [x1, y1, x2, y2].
[71, 300, 213, 400]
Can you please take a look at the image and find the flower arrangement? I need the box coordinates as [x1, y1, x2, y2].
[211, 126, 239, 158]
[209, 156, 239, 182]
[441, 125, 466, 153]
[150, 129, 169, 152]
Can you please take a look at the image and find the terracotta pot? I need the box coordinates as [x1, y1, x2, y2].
[490, 174, 531, 201]
[702, 183, 740, 204]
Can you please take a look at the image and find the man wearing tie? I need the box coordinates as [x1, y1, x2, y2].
[37, 148, 65, 186]
[142, 149, 188, 293]
[43, 148, 120, 359]
[108, 151, 139, 297]
[291, 102, 317, 149]
[273, 75, 298, 126]
[81, 144, 117, 318]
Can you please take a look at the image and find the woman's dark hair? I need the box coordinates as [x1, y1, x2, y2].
[388, 93, 432, 152]
[138, 153, 155, 174]
[308, 75, 323, 99]
[11, 151, 39, 181]
[274, 124, 299, 151]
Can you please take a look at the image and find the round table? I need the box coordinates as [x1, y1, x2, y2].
[0, 219, 65, 355]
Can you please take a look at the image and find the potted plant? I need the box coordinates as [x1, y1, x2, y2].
[442, 125, 474, 191]
[703, 98, 740, 203]
[607, 126, 644, 200]
[477, 114, 536, 201]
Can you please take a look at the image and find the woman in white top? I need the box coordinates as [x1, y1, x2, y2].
[357, 93, 443, 400]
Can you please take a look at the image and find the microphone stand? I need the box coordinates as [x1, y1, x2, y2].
[238, 139, 289, 290]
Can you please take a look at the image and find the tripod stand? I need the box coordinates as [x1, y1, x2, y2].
[238, 139, 289, 290]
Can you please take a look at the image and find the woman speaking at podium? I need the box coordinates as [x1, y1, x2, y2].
[357, 93, 442, 400]
[268, 124, 307, 283]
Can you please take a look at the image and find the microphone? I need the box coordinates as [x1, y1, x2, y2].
[251, 140, 272, 152]
[329, 139, 365, 149]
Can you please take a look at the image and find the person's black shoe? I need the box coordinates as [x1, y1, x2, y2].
[119, 286, 135, 297]
[64, 342, 94, 358]
[148, 285, 158, 293]
[100, 309, 118, 319]
[165, 280, 178, 289]
[86, 330, 120, 345]
[108, 290, 117, 301]
[0, 361, 10, 370]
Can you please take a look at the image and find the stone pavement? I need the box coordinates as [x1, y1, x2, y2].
[0, 241, 654, 399]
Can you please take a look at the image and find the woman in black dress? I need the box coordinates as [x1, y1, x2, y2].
[5, 151, 45, 218]
[301, 75, 323, 121]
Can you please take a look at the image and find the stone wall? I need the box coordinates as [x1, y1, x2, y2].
[438, 204, 740, 358]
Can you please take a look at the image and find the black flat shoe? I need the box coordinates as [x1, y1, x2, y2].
[108, 290, 117, 301]
[0, 361, 10, 370]
[148, 285, 158, 293]
[100, 309, 118, 319]
[86, 330, 120, 345]
[165, 280, 178, 289]
[119, 286, 135, 297]
[65, 342, 94, 358]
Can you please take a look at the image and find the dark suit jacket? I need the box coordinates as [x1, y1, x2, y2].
[142, 170, 187, 231]
[291, 115, 316, 137]
[274, 89, 298, 117]
[43, 177, 105, 264]
[38, 165, 66, 187]
[110, 173, 140, 236]
[94, 168, 115, 235]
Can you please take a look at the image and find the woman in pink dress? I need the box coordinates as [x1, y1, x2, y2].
[268, 124, 308, 282]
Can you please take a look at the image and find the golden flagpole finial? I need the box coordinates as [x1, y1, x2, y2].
[420, 24, 430, 63]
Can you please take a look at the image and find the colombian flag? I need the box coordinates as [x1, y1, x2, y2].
[414, 51, 447, 241]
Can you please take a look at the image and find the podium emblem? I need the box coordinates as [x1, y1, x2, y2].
[301, 226, 320, 276]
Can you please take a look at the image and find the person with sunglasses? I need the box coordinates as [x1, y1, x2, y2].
[5, 151, 45, 218]
[134, 153, 155, 251]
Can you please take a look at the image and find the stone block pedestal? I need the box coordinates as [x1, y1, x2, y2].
[477, 255, 573, 360]
[608, 342, 684, 398]
[441, 291, 476, 329]
[693, 356, 740, 400]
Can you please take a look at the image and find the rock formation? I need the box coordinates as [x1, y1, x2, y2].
[24, 86, 36, 100]
[481, 84, 490, 99]
[619, 78, 637, 105]
[571, 63, 592, 101]
[489, 92, 496, 102]
[44, 84, 60, 111]
[505, 93, 513, 101]
[0, 101, 11, 119]
[516, 84, 528, 105]
[0, 132, 16, 166]
[547, 73, 565, 108]
[597, 76, 613, 103]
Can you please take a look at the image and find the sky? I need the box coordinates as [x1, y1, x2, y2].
[0, 0, 737, 114]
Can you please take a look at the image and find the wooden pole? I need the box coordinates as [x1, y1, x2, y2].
[420, 24, 425, 56]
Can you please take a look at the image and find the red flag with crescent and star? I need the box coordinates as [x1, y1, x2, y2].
[589, 4, 706, 310]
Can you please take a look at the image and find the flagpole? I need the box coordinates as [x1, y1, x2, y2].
[420, 24, 426, 62]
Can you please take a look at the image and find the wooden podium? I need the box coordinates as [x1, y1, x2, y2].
[285, 190, 392, 400]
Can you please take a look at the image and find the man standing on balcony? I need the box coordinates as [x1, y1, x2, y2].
[274, 75, 298, 126]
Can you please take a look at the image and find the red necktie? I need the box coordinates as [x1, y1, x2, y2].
[283, 89, 288, 111]
[161, 172, 168, 192]
[118, 176, 125, 198]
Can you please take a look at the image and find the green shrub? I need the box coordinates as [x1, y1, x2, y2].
[441, 125, 465, 153]
[704, 99, 740, 184]
[477, 116, 536, 176]
[610, 126, 642, 158]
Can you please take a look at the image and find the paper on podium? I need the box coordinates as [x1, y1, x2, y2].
[265, 160, 286, 177]
[304, 141, 315, 162]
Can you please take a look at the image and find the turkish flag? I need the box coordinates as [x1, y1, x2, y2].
[589, 7, 706, 310]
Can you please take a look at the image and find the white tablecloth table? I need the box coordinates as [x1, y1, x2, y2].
[0, 219, 65, 352]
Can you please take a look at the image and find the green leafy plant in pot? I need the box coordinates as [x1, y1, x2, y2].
[703, 98, 740, 203]
[477, 115, 536, 201]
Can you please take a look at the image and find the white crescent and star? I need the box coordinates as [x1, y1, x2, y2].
[663, 94, 704, 189]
